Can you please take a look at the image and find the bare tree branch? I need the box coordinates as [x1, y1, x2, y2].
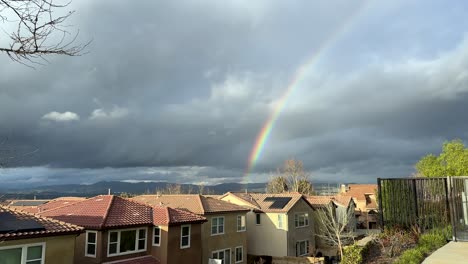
[0, 0, 89, 66]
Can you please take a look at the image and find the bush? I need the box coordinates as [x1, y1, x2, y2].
[394, 228, 448, 264]
[341, 243, 370, 264]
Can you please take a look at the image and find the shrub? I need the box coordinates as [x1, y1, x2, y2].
[394, 228, 448, 264]
[341, 244, 365, 264]
[394, 247, 426, 264]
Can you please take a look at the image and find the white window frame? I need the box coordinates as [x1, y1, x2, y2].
[107, 227, 147, 257]
[296, 240, 309, 257]
[0, 242, 46, 264]
[180, 224, 191, 249]
[235, 246, 243, 263]
[237, 215, 246, 232]
[212, 248, 231, 264]
[153, 226, 161, 246]
[85, 230, 98, 257]
[255, 213, 261, 225]
[295, 212, 309, 228]
[278, 214, 284, 229]
[211, 216, 225, 235]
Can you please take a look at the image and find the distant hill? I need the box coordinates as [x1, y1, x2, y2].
[0, 180, 345, 200]
[0, 181, 267, 199]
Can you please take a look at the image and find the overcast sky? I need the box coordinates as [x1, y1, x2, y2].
[1, 0, 468, 187]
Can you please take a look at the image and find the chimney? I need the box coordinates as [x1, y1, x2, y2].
[108, 188, 111, 195]
[34, 195, 36, 200]
[340, 184, 347, 194]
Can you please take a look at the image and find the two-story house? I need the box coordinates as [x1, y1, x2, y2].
[0, 206, 83, 264]
[307, 195, 356, 259]
[220, 192, 316, 258]
[38, 195, 206, 264]
[133, 194, 250, 264]
[340, 184, 379, 230]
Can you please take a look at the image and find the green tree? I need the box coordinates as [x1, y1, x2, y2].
[416, 139, 468, 177]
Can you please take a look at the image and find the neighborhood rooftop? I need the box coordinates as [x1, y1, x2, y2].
[39, 195, 206, 229]
[0, 206, 83, 241]
[132, 194, 250, 215]
[221, 192, 312, 213]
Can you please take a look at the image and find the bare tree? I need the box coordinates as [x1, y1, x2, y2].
[315, 203, 355, 259]
[266, 176, 288, 193]
[266, 159, 314, 195]
[197, 184, 205, 195]
[0, 0, 89, 65]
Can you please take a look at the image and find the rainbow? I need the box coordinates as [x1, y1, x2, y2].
[244, 1, 371, 182]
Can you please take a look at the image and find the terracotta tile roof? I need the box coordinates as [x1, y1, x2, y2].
[307, 195, 353, 208]
[39, 195, 153, 229]
[342, 184, 377, 201]
[132, 194, 249, 215]
[224, 192, 310, 213]
[152, 206, 206, 225]
[103, 255, 160, 264]
[0, 206, 83, 241]
[18, 198, 88, 214]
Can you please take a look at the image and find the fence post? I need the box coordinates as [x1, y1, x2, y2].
[447, 177, 457, 241]
[412, 179, 419, 227]
[377, 178, 384, 231]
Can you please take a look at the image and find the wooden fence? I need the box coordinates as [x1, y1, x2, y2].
[377, 177, 450, 230]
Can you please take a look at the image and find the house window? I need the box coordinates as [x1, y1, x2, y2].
[86, 231, 97, 257]
[237, 215, 246, 232]
[108, 228, 147, 256]
[180, 225, 191, 248]
[278, 214, 284, 229]
[0, 243, 45, 264]
[212, 248, 231, 264]
[296, 240, 309, 256]
[235, 246, 243, 263]
[255, 213, 261, 225]
[153, 226, 161, 246]
[295, 213, 309, 228]
[211, 216, 225, 235]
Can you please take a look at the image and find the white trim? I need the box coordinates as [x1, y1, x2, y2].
[153, 226, 161, 247]
[277, 214, 284, 229]
[85, 230, 98, 258]
[236, 215, 246, 232]
[107, 227, 147, 257]
[0, 242, 46, 264]
[294, 212, 309, 228]
[180, 224, 191, 249]
[212, 248, 232, 264]
[295, 239, 309, 256]
[211, 216, 225, 236]
[235, 246, 243, 263]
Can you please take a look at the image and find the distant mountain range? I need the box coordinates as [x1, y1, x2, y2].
[0, 181, 268, 199]
[0, 180, 345, 200]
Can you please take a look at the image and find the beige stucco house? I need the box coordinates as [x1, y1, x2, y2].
[220, 192, 316, 258]
[133, 194, 250, 264]
[0, 206, 83, 264]
[38, 195, 206, 264]
[340, 184, 379, 230]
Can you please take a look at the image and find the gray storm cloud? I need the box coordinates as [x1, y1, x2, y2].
[1, 0, 468, 186]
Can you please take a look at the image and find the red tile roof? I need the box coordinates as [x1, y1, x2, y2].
[342, 184, 377, 201]
[0, 206, 83, 241]
[152, 206, 206, 225]
[132, 194, 249, 215]
[307, 195, 353, 208]
[39, 195, 153, 229]
[223, 192, 311, 213]
[103, 255, 160, 264]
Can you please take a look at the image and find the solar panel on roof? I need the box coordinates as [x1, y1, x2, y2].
[0, 212, 45, 234]
[10, 200, 47, 206]
[264, 197, 292, 209]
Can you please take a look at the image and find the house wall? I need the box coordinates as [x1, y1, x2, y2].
[166, 224, 203, 264]
[150, 225, 168, 264]
[74, 226, 152, 264]
[1, 234, 77, 264]
[245, 211, 288, 257]
[202, 212, 248, 264]
[287, 199, 315, 257]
